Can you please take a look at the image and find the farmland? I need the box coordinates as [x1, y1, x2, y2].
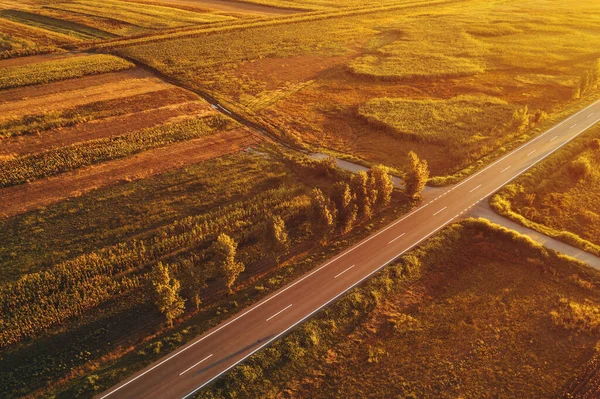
[0, 0, 600, 398]
[491, 124, 600, 255]
[115, 0, 600, 177]
[198, 219, 600, 399]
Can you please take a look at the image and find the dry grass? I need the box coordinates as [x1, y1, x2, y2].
[492, 124, 600, 249]
[115, 0, 600, 178]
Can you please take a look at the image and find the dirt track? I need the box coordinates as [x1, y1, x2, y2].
[0, 128, 261, 218]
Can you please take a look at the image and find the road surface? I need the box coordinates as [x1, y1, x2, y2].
[99, 100, 600, 399]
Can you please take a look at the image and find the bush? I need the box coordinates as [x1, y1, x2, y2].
[568, 156, 592, 180]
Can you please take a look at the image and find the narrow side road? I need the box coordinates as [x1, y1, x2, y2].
[98, 99, 600, 399]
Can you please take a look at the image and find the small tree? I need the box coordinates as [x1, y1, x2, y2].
[368, 165, 394, 208]
[332, 181, 358, 234]
[350, 171, 373, 220]
[310, 188, 337, 242]
[266, 214, 289, 261]
[150, 262, 185, 327]
[212, 233, 245, 294]
[404, 151, 429, 199]
[180, 258, 204, 311]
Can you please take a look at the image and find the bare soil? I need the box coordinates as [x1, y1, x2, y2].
[0, 128, 262, 218]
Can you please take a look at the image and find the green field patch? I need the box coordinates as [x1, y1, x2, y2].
[0, 54, 134, 90]
[0, 113, 232, 187]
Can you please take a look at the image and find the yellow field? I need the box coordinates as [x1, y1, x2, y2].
[115, 0, 600, 177]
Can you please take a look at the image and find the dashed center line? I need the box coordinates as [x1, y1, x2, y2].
[266, 304, 292, 322]
[469, 184, 482, 193]
[588, 113, 594, 118]
[334, 265, 356, 279]
[550, 136, 558, 142]
[388, 233, 406, 244]
[527, 150, 536, 156]
[570, 123, 577, 129]
[500, 165, 511, 173]
[433, 206, 447, 216]
[179, 354, 213, 376]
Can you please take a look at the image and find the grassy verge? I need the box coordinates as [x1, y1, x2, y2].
[195, 218, 600, 399]
[490, 124, 600, 257]
[0, 54, 133, 90]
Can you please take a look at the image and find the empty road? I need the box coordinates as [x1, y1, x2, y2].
[99, 99, 600, 399]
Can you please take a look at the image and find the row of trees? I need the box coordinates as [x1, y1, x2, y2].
[149, 214, 291, 326]
[148, 153, 430, 327]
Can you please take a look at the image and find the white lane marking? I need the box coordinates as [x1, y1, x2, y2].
[550, 136, 558, 142]
[433, 206, 447, 216]
[334, 265, 355, 279]
[103, 101, 600, 399]
[570, 123, 577, 129]
[388, 233, 406, 244]
[182, 216, 457, 399]
[588, 113, 594, 118]
[527, 150, 536, 156]
[469, 184, 482, 193]
[179, 354, 213, 376]
[266, 304, 293, 322]
[500, 166, 511, 173]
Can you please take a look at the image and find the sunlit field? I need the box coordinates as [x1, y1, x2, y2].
[115, 0, 600, 176]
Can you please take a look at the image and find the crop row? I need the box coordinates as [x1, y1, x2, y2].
[0, 113, 232, 187]
[0, 53, 133, 90]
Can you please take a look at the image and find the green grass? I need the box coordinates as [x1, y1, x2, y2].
[0, 54, 134, 90]
[0, 113, 231, 187]
[196, 219, 600, 399]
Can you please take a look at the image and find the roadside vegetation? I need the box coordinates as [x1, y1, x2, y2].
[0, 147, 411, 398]
[491, 124, 600, 256]
[196, 219, 600, 399]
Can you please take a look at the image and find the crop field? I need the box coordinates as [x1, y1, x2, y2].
[0, 0, 243, 43]
[491, 124, 600, 255]
[199, 219, 600, 399]
[116, 0, 600, 177]
[0, 143, 410, 397]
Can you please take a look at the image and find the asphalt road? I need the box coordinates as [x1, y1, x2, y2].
[99, 99, 600, 399]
